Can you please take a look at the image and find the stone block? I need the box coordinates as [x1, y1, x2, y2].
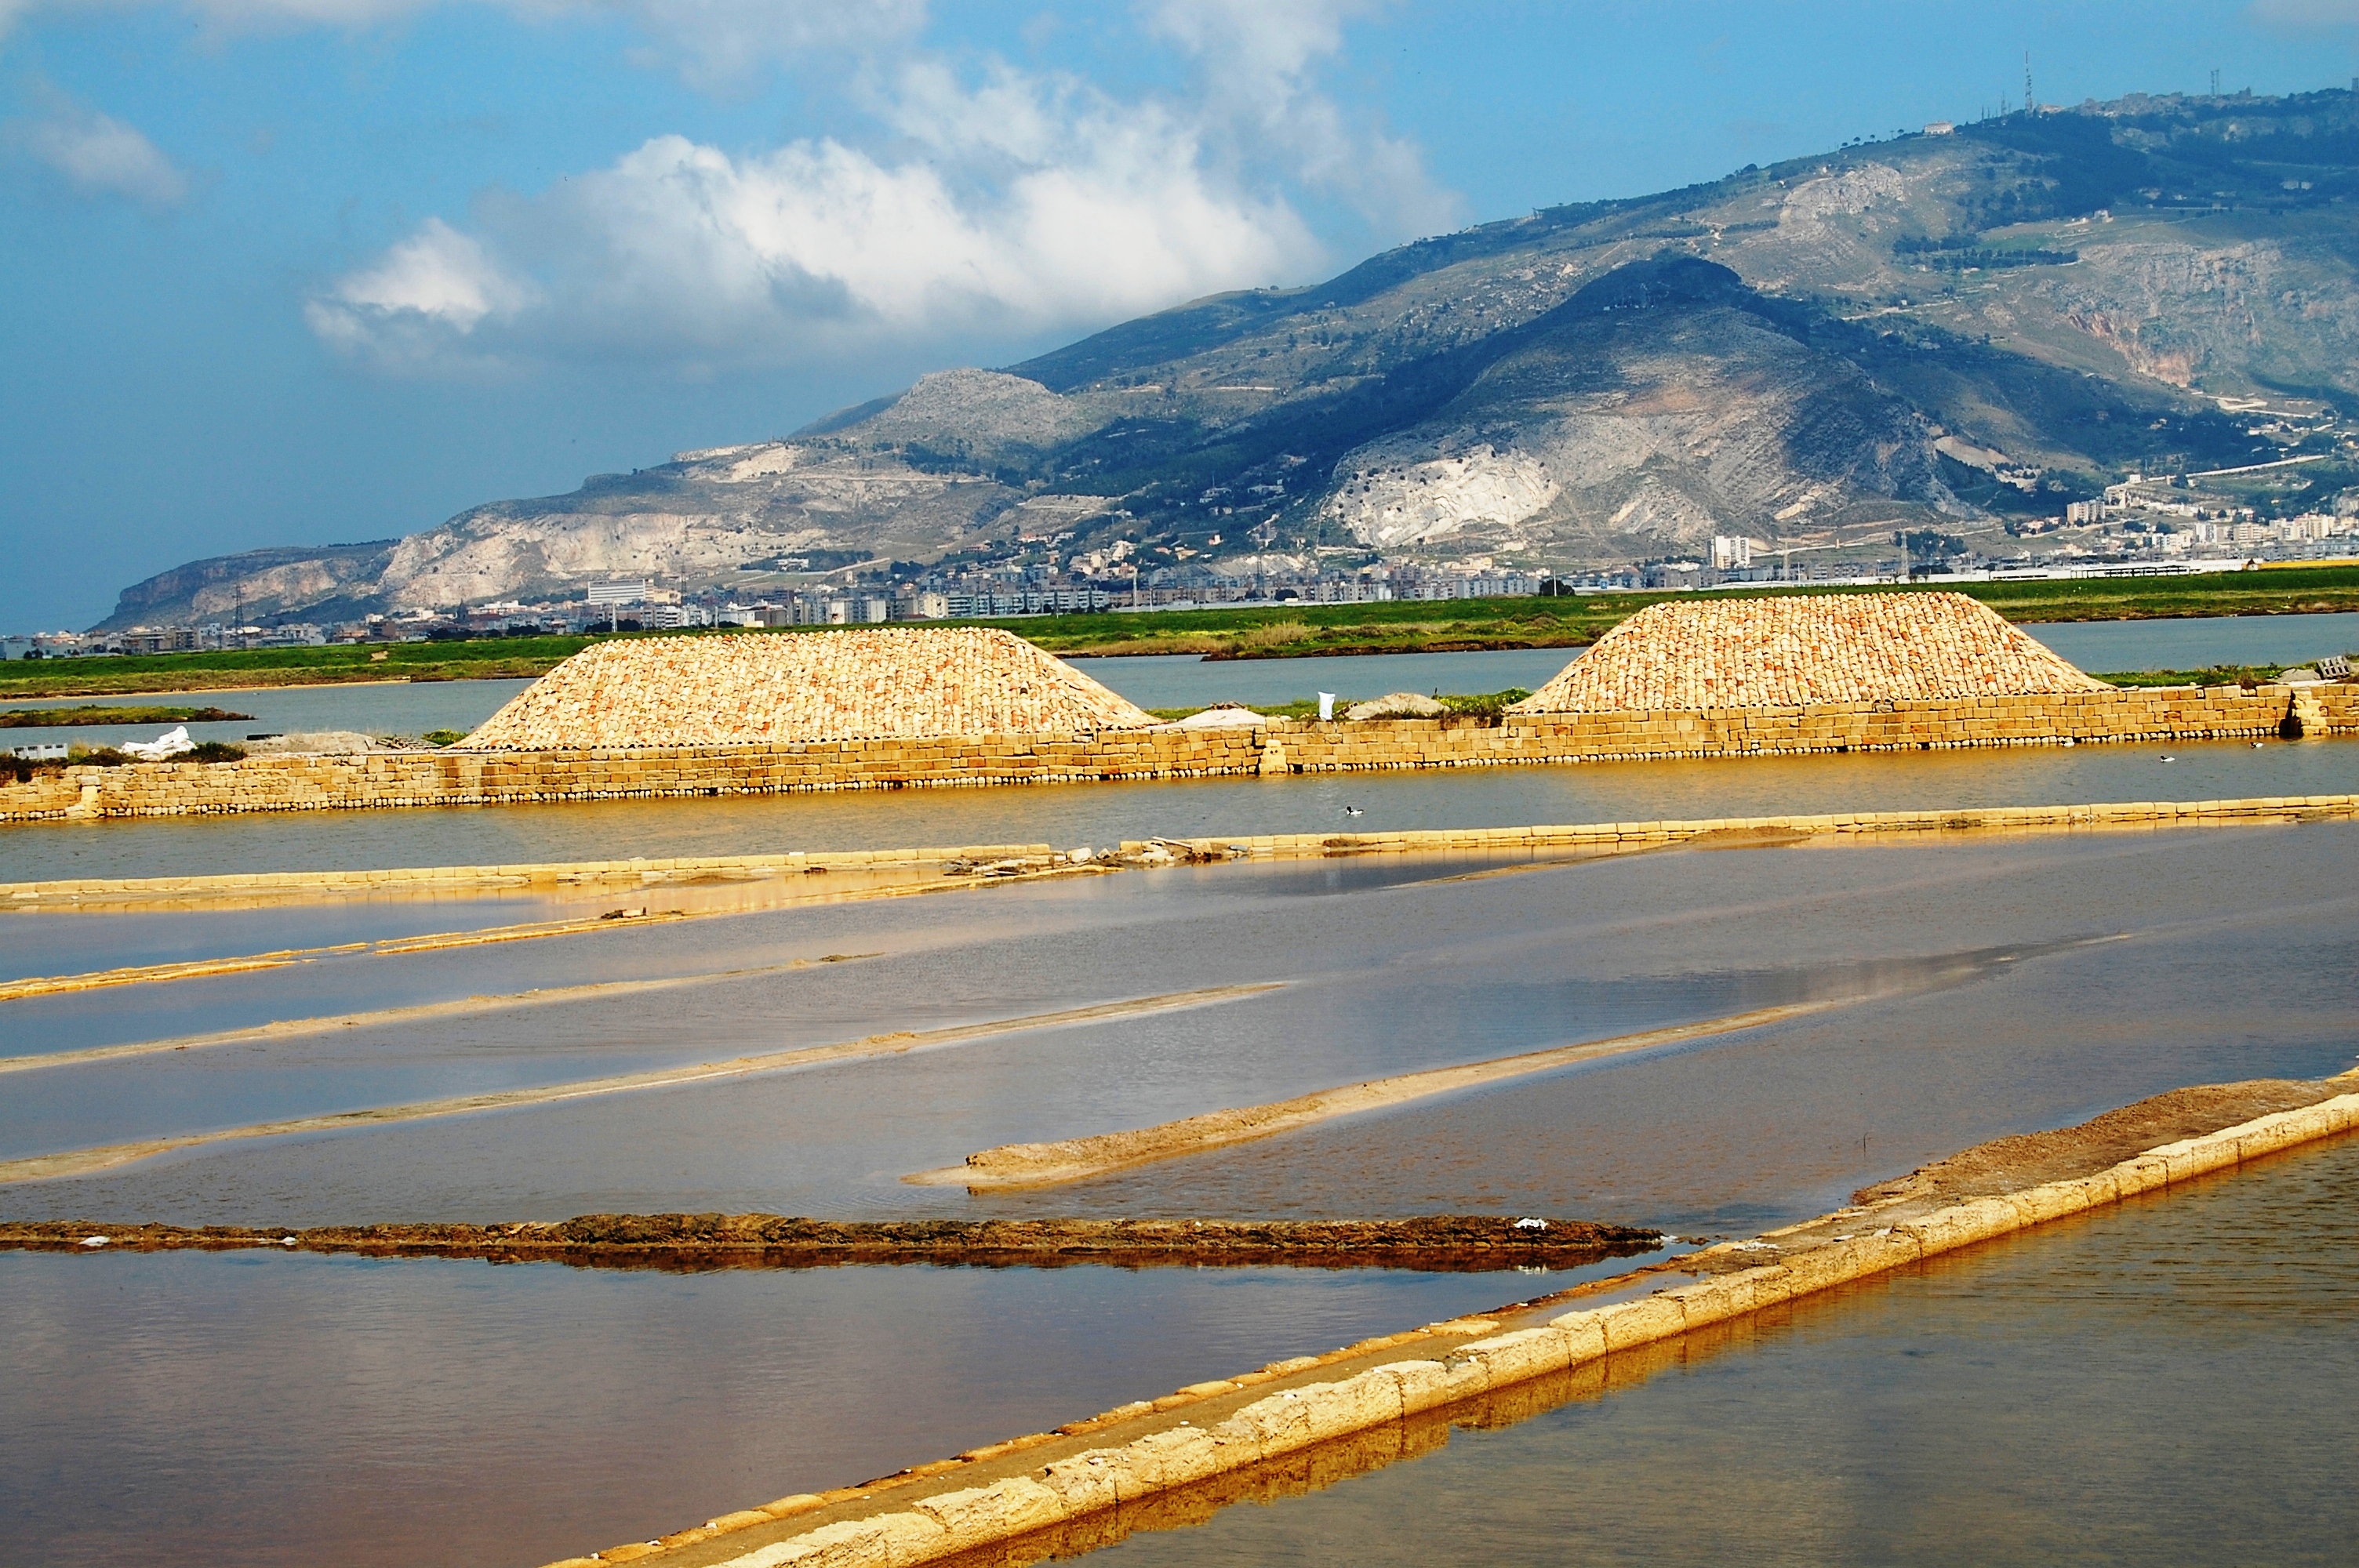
[1120, 1424, 1236, 1489]
[1594, 1292, 1686, 1351]
[1901, 1196, 2022, 1256]
[1296, 1370, 1405, 1442]
[1380, 1359, 1456, 1416]
[728, 1511, 945, 1568]
[1230, 1392, 1315, 1457]
[1452, 1327, 1574, 1387]
[913, 1476, 1064, 1552]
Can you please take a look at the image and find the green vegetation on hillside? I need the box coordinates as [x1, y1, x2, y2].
[6, 569, 2357, 699]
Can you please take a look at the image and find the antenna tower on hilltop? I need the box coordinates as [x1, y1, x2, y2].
[2025, 51, 2035, 114]
[2212, 69, 2223, 97]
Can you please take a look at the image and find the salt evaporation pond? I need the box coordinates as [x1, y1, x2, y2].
[1084, 1131, 2359, 1568]
[9, 821, 2352, 1230]
[2, 819, 2354, 1563]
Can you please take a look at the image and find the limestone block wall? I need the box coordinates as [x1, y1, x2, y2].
[1, 684, 2344, 826]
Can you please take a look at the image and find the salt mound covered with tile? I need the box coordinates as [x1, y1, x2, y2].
[464, 628, 1157, 748]
[1514, 592, 2108, 713]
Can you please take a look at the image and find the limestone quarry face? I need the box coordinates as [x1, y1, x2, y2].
[463, 627, 1158, 748]
[1513, 591, 2110, 712]
[1323, 445, 1559, 548]
[1322, 265, 1959, 559]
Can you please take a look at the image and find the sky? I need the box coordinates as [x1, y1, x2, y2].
[7, 1, 2359, 630]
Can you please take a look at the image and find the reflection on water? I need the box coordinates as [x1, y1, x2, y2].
[0, 1249, 1580, 1568]
[7, 732, 2353, 884]
[1087, 1132, 2359, 1568]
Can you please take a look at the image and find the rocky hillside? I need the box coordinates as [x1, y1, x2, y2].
[102, 87, 2359, 629]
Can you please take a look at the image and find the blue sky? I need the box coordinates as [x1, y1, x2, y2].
[6, 0, 2359, 630]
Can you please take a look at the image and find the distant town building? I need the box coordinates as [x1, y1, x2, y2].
[119, 626, 199, 654]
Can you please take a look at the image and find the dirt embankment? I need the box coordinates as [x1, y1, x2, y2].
[0, 1214, 1662, 1273]
[1851, 1077, 2346, 1209]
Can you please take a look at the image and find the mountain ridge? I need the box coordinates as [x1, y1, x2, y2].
[97, 85, 2359, 630]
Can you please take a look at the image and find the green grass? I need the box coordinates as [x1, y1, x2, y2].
[0, 636, 597, 699]
[6, 566, 2357, 698]
[0, 702, 255, 727]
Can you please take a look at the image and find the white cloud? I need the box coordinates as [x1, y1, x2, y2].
[6, 91, 189, 209]
[1147, 0, 1459, 236]
[311, 64, 1321, 371]
[306, 216, 538, 366]
[104, 0, 1452, 373]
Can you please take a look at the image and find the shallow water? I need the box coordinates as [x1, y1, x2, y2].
[2023, 608, 2359, 673]
[2, 678, 535, 754]
[6, 734, 2352, 884]
[3, 769, 2355, 1566]
[0, 1247, 1601, 1568]
[7, 824, 2353, 1232]
[1088, 1131, 2359, 1568]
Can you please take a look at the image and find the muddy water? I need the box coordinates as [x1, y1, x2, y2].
[5, 823, 2353, 1229]
[1089, 1132, 2359, 1568]
[7, 734, 2353, 884]
[0, 1248, 1622, 1568]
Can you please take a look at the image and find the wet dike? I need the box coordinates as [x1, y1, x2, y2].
[4, 793, 2354, 907]
[512, 1076, 2356, 1568]
[0, 1215, 1659, 1274]
[2, 684, 2349, 824]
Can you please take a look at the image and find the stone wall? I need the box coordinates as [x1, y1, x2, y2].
[5, 684, 2349, 826]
